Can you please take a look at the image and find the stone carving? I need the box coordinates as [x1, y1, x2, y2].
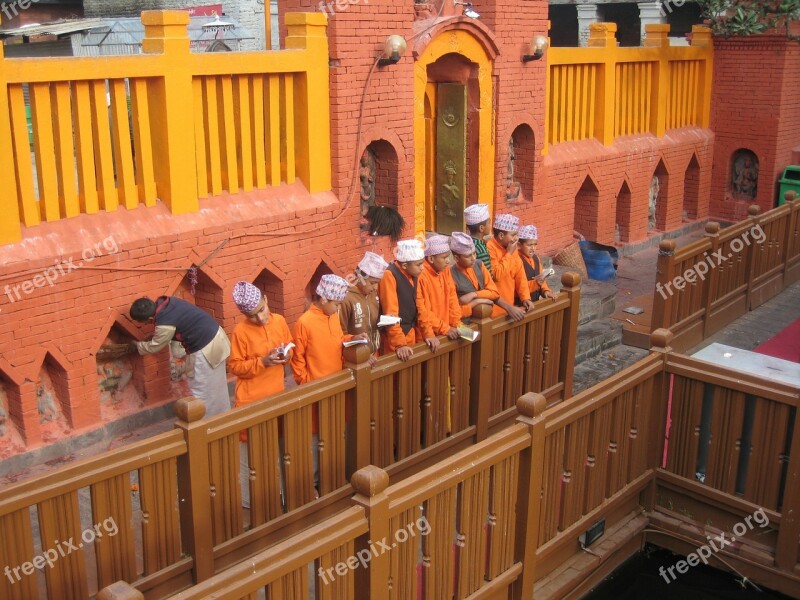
[732, 151, 758, 200]
[648, 175, 659, 230]
[506, 136, 521, 201]
[359, 147, 376, 217]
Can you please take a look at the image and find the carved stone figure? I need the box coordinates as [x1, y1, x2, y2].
[506, 136, 521, 201]
[359, 148, 376, 217]
[732, 152, 758, 200]
[441, 159, 460, 217]
[648, 175, 659, 230]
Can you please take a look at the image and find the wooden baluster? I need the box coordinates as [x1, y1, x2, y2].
[344, 344, 372, 476]
[558, 272, 581, 400]
[351, 466, 391, 599]
[469, 303, 494, 442]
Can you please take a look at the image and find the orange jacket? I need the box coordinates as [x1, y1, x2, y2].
[487, 237, 531, 308]
[229, 314, 292, 407]
[520, 253, 553, 298]
[378, 263, 421, 352]
[416, 261, 463, 338]
[451, 261, 500, 318]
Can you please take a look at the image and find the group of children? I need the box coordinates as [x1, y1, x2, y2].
[228, 203, 555, 410]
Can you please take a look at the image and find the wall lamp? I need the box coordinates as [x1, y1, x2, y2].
[522, 35, 549, 62]
[454, 1, 480, 19]
[378, 35, 407, 67]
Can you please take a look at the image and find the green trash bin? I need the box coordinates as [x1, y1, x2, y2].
[778, 165, 800, 205]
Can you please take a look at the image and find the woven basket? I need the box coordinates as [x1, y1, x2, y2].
[553, 241, 587, 277]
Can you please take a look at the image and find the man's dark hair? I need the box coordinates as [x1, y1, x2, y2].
[492, 228, 505, 237]
[467, 220, 488, 235]
[130, 297, 156, 322]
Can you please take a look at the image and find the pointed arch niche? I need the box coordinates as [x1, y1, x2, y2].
[507, 124, 536, 204]
[684, 154, 701, 221]
[615, 180, 633, 242]
[414, 24, 498, 234]
[574, 175, 600, 240]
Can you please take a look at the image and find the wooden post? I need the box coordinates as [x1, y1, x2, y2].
[744, 204, 761, 310]
[701, 222, 720, 338]
[96, 582, 144, 600]
[776, 407, 800, 569]
[0, 36, 22, 244]
[285, 13, 331, 194]
[558, 272, 581, 400]
[784, 192, 800, 285]
[643, 328, 673, 509]
[140, 11, 198, 214]
[173, 397, 214, 582]
[511, 392, 547, 600]
[344, 344, 373, 475]
[469, 304, 495, 442]
[351, 465, 391, 598]
[651, 239, 676, 332]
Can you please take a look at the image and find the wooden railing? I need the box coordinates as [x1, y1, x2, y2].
[0, 278, 580, 599]
[13, 326, 800, 599]
[652, 193, 800, 351]
[546, 23, 713, 148]
[0, 10, 331, 245]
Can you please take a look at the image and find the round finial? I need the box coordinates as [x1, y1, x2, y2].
[517, 392, 547, 418]
[560, 271, 581, 287]
[785, 191, 796, 203]
[351, 465, 390, 496]
[174, 397, 206, 422]
[650, 328, 673, 349]
[344, 343, 372, 365]
[748, 205, 760, 216]
[471, 303, 494, 319]
[659, 239, 676, 253]
[704, 222, 720, 234]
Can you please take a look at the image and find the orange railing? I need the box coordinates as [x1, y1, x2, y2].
[0, 11, 331, 245]
[546, 23, 713, 148]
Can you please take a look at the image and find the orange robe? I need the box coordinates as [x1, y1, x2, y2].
[291, 305, 350, 385]
[520, 253, 553, 299]
[452, 262, 500, 318]
[229, 314, 292, 407]
[487, 237, 531, 316]
[416, 261, 463, 338]
[378, 263, 421, 352]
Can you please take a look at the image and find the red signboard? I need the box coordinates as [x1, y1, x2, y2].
[183, 4, 224, 17]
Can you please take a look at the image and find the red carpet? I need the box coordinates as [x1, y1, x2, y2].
[754, 318, 800, 363]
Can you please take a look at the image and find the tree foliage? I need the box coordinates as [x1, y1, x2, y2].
[697, 0, 800, 38]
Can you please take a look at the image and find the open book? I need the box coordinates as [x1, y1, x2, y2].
[377, 315, 402, 327]
[276, 342, 295, 358]
[343, 338, 369, 348]
[457, 325, 479, 342]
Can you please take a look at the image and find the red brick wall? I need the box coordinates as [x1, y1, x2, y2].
[537, 130, 714, 252]
[710, 34, 800, 220]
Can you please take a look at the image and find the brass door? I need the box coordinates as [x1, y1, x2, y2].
[435, 83, 467, 233]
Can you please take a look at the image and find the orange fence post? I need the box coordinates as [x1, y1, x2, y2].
[690, 25, 713, 128]
[141, 10, 199, 215]
[558, 272, 581, 400]
[173, 397, 214, 582]
[588, 23, 617, 146]
[285, 13, 331, 194]
[0, 40, 22, 244]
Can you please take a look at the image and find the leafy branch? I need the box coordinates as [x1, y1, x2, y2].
[697, 0, 800, 39]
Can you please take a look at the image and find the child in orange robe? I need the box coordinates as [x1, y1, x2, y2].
[449, 232, 502, 319]
[416, 234, 463, 351]
[518, 225, 557, 302]
[486, 213, 534, 321]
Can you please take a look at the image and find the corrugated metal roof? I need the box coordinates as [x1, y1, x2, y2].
[0, 18, 106, 39]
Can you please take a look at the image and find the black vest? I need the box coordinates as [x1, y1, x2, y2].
[387, 263, 418, 335]
[450, 264, 485, 297]
[154, 296, 219, 354]
[520, 256, 542, 302]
